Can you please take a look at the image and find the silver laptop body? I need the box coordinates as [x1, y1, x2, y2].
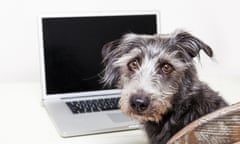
[39, 11, 160, 137]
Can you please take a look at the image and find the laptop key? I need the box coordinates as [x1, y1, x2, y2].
[66, 102, 79, 114]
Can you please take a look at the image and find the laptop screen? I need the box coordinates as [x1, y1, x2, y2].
[42, 14, 157, 95]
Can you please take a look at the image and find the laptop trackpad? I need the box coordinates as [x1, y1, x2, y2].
[107, 113, 132, 123]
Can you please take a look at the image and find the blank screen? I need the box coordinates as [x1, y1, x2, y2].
[42, 15, 157, 94]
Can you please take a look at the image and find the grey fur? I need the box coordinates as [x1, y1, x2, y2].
[101, 30, 227, 144]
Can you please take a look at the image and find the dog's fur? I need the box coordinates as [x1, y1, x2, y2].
[101, 30, 228, 144]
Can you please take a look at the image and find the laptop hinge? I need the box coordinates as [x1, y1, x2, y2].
[60, 92, 120, 100]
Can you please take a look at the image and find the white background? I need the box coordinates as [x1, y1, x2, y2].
[1, 0, 240, 83]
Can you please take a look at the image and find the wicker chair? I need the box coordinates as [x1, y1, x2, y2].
[167, 102, 240, 144]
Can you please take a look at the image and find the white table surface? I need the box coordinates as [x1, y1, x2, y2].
[0, 76, 239, 144]
[0, 82, 148, 144]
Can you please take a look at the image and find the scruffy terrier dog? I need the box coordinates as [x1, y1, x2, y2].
[101, 30, 228, 144]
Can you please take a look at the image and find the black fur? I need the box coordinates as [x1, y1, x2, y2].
[144, 81, 227, 144]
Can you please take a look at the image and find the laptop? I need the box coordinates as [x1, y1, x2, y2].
[39, 11, 160, 137]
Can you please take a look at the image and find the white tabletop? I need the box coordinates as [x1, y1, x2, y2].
[0, 76, 239, 144]
[0, 82, 148, 144]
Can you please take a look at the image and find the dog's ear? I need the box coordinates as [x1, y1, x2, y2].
[101, 33, 139, 87]
[102, 39, 120, 59]
[172, 30, 213, 58]
[101, 39, 121, 87]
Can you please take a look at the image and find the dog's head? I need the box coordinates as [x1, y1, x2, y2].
[101, 30, 213, 123]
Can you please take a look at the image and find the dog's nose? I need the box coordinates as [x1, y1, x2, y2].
[130, 95, 150, 113]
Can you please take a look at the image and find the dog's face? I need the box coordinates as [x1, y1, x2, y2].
[102, 30, 213, 123]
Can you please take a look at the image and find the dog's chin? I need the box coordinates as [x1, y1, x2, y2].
[120, 104, 171, 123]
[129, 112, 163, 123]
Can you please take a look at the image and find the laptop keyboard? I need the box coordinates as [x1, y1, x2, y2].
[66, 97, 120, 114]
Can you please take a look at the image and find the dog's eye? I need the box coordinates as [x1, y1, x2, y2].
[161, 63, 174, 74]
[128, 58, 140, 71]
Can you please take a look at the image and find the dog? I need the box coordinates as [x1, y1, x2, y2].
[101, 30, 228, 144]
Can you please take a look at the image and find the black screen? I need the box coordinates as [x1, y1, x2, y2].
[42, 15, 157, 94]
